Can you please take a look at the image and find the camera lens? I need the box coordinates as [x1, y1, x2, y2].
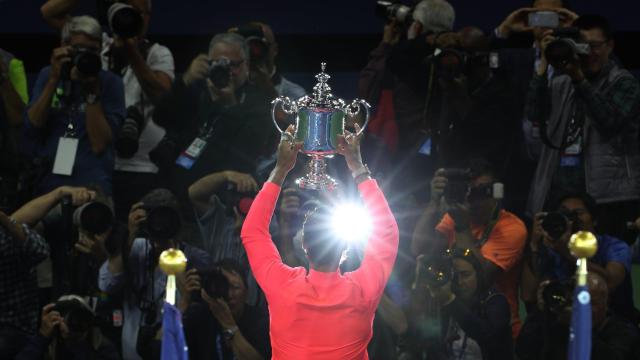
[108, 3, 143, 38]
[208, 58, 232, 89]
[73, 202, 113, 235]
[146, 206, 181, 240]
[73, 50, 102, 76]
[541, 212, 568, 240]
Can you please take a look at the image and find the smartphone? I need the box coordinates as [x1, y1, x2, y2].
[528, 11, 559, 28]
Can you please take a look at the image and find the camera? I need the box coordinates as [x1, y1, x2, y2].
[197, 267, 230, 301]
[53, 296, 95, 334]
[62, 46, 102, 80]
[375, 1, 413, 23]
[72, 201, 114, 236]
[542, 278, 575, 314]
[527, 11, 559, 28]
[219, 182, 257, 216]
[115, 106, 145, 159]
[137, 204, 181, 240]
[415, 254, 453, 289]
[208, 58, 232, 89]
[441, 168, 472, 204]
[540, 209, 581, 241]
[233, 24, 270, 67]
[107, 2, 143, 38]
[544, 27, 591, 69]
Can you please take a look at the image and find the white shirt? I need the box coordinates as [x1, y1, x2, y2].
[101, 34, 175, 173]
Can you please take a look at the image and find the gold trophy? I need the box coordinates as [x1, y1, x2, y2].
[159, 248, 187, 305]
[568, 231, 598, 286]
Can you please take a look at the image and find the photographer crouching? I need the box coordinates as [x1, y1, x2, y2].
[412, 160, 527, 337]
[526, 15, 640, 243]
[521, 192, 637, 323]
[406, 248, 513, 359]
[98, 189, 211, 360]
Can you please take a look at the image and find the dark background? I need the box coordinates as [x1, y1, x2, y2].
[1, 0, 639, 98]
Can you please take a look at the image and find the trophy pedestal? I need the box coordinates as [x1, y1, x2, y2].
[295, 155, 338, 191]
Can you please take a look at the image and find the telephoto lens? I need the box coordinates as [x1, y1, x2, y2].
[116, 106, 145, 158]
[375, 1, 412, 23]
[544, 27, 591, 69]
[72, 47, 102, 77]
[73, 201, 114, 236]
[108, 2, 143, 38]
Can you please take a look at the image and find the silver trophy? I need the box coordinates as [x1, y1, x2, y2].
[271, 63, 370, 190]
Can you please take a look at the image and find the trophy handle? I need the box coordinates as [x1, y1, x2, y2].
[344, 99, 371, 136]
[271, 96, 298, 135]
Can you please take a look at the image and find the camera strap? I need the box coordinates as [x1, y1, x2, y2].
[477, 203, 501, 247]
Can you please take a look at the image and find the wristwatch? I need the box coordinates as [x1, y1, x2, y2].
[85, 93, 100, 105]
[223, 326, 239, 341]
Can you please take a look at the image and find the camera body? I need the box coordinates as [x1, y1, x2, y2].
[115, 105, 145, 158]
[416, 254, 453, 288]
[545, 27, 591, 69]
[375, 1, 413, 23]
[196, 267, 230, 301]
[219, 182, 257, 216]
[540, 209, 581, 241]
[442, 168, 472, 204]
[542, 278, 575, 314]
[208, 58, 232, 89]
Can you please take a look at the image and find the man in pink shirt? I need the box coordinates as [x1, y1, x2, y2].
[241, 125, 399, 359]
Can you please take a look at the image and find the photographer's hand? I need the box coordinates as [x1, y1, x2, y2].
[75, 230, 110, 262]
[537, 29, 555, 76]
[201, 289, 236, 330]
[225, 171, 258, 194]
[269, 125, 302, 186]
[430, 169, 448, 206]
[556, 8, 579, 28]
[382, 19, 401, 45]
[57, 186, 96, 206]
[531, 212, 547, 251]
[183, 54, 209, 86]
[497, 7, 535, 38]
[127, 202, 147, 244]
[39, 304, 63, 338]
[48, 46, 72, 84]
[177, 269, 200, 311]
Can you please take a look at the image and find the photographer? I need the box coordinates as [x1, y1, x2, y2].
[16, 295, 119, 360]
[359, 0, 455, 154]
[525, 15, 640, 243]
[432, 27, 519, 178]
[521, 192, 636, 322]
[188, 170, 265, 306]
[411, 160, 527, 336]
[410, 249, 513, 360]
[181, 259, 271, 360]
[0, 48, 29, 212]
[98, 188, 211, 360]
[22, 15, 125, 197]
[41, 0, 176, 222]
[516, 273, 640, 360]
[153, 33, 275, 202]
[230, 22, 305, 101]
[0, 186, 92, 358]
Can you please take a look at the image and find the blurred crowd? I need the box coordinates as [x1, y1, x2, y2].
[1, 0, 640, 359]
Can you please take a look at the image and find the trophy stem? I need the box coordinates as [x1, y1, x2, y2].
[295, 155, 338, 191]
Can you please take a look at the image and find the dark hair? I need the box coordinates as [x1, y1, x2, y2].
[553, 192, 598, 220]
[467, 157, 497, 182]
[450, 248, 489, 296]
[573, 15, 613, 41]
[216, 258, 248, 289]
[532, 0, 568, 8]
[302, 206, 344, 268]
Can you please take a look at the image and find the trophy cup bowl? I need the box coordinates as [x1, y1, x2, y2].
[271, 63, 370, 190]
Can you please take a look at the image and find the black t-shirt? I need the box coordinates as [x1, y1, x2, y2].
[183, 302, 271, 360]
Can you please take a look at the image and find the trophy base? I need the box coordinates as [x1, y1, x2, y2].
[295, 156, 338, 191]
